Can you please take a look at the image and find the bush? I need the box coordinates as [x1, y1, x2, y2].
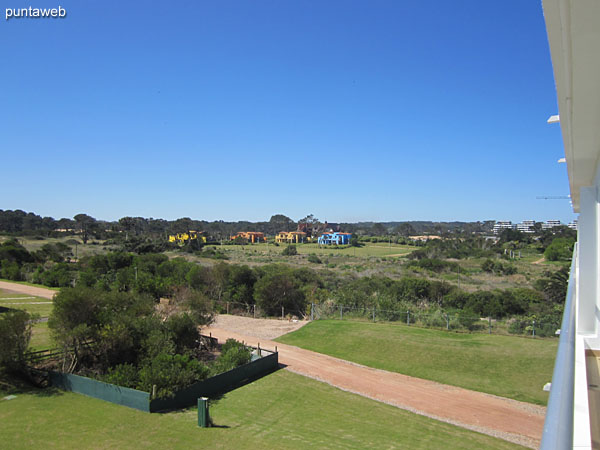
[103, 363, 139, 388]
[138, 353, 210, 399]
[307, 254, 322, 264]
[0, 310, 33, 374]
[212, 339, 252, 375]
[282, 245, 297, 256]
[544, 237, 575, 261]
[165, 313, 200, 354]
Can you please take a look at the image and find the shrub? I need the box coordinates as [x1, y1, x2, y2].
[212, 339, 252, 375]
[103, 363, 139, 388]
[0, 310, 33, 374]
[165, 313, 200, 354]
[138, 353, 210, 399]
[282, 245, 297, 256]
[307, 254, 322, 264]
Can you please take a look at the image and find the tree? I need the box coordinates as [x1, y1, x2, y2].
[74, 213, 96, 244]
[370, 223, 387, 236]
[119, 217, 137, 240]
[0, 310, 33, 375]
[394, 223, 416, 237]
[269, 214, 294, 233]
[254, 270, 306, 315]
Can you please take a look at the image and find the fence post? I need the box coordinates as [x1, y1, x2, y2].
[372, 307, 375, 322]
[253, 305, 256, 319]
[445, 314, 449, 330]
[340, 305, 343, 320]
[311, 303, 314, 321]
[488, 317, 492, 334]
[532, 320, 536, 338]
[407, 310, 410, 326]
[226, 302, 229, 315]
[282, 306, 284, 320]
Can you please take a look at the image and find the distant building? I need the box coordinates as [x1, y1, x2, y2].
[493, 221, 514, 234]
[275, 231, 307, 244]
[568, 220, 578, 231]
[542, 220, 562, 231]
[318, 232, 352, 245]
[169, 231, 206, 245]
[230, 232, 265, 243]
[516, 220, 536, 233]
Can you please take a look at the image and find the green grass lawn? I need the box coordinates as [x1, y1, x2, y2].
[0, 293, 53, 318]
[29, 321, 52, 351]
[0, 290, 54, 350]
[276, 320, 556, 405]
[0, 370, 522, 449]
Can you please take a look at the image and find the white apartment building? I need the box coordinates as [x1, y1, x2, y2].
[541, 219, 562, 231]
[516, 220, 536, 233]
[492, 221, 513, 234]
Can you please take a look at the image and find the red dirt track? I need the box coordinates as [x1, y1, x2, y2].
[206, 325, 545, 448]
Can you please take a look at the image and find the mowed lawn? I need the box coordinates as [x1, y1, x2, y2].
[0, 371, 522, 450]
[276, 320, 556, 405]
[0, 290, 54, 350]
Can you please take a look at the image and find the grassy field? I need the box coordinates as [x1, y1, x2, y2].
[213, 242, 414, 259]
[0, 290, 54, 350]
[0, 370, 522, 449]
[0, 235, 114, 258]
[276, 320, 556, 405]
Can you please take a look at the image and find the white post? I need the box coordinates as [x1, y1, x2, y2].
[578, 186, 598, 334]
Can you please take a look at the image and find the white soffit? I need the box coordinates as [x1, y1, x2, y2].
[543, 0, 600, 212]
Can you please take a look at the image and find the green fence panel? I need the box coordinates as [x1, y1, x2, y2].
[149, 351, 279, 412]
[49, 371, 150, 412]
[49, 351, 278, 413]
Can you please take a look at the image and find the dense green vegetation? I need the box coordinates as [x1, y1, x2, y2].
[0, 370, 523, 450]
[44, 286, 249, 399]
[0, 234, 569, 334]
[276, 320, 556, 405]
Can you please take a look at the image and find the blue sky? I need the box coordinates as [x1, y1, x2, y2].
[0, 1, 575, 224]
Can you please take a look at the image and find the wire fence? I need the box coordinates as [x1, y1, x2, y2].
[212, 300, 559, 338]
[310, 303, 560, 338]
[213, 300, 307, 322]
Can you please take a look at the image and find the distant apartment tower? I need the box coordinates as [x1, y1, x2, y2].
[516, 220, 536, 233]
[541, 220, 562, 231]
[493, 221, 513, 234]
[568, 220, 578, 231]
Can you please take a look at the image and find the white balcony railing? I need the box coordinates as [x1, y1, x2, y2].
[540, 245, 578, 449]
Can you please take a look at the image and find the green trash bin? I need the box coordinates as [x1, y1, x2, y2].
[198, 397, 210, 428]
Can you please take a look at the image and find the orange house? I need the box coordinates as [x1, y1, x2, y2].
[230, 231, 265, 243]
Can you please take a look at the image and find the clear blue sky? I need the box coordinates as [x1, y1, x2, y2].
[0, 1, 575, 224]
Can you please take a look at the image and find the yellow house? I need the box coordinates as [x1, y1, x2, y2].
[275, 231, 307, 244]
[168, 231, 207, 245]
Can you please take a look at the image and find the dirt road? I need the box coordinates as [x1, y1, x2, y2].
[206, 323, 545, 448]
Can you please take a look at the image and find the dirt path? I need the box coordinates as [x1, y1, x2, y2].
[206, 319, 545, 448]
[532, 257, 546, 265]
[0, 281, 56, 299]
